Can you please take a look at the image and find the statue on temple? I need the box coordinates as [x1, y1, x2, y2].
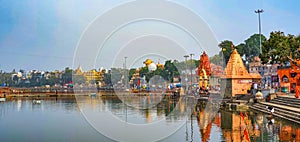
[198, 51, 211, 93]
[198, 51, 211, 76]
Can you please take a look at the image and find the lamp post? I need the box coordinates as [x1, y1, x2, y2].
[124, 56, 127, 88]
[255, 9, 264, 54]
[255, 9, 264, 85]
[190, 53, 194, 87]
[184, 55, 189, 92]
[124, 56, 128, 122]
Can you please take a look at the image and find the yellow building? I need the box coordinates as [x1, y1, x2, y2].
[84, 69, 103, 84]
[74, 66, 104, 84]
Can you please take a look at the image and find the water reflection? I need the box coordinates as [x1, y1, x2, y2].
[0, 95, 300, 141]
[193, 101, 300, 142]
[76, 95, 195, 124]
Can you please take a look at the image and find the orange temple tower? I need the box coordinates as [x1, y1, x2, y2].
[198, 52, 211, 90]
[223, 47, 261, 97]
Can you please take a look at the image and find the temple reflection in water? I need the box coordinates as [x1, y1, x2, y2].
[195, 101, 300, 142]
[43, 94, 300, 141]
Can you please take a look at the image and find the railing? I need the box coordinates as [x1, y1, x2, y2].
[277, 66, 291, 69]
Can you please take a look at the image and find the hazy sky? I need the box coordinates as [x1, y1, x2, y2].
[0, 0, 299, 72]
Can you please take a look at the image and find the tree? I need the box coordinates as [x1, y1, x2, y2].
[103, 72, 112, 86]
[128, 68, 136, 81]
[210, 54, 223, 66]
[218, 34, 267, 65]
[0, 72, 13, 86]
[138, 66, 148, 80]
[244, 34, 266, 58]
[218, 40, 234, 64]
[236, 43, 246, 57]
[164, 60, 180, 82]
[110, 68, 123, 84]
[233, 34, 267, 63]
[261, 31, 300, 64]
[62, 67, 73, 84]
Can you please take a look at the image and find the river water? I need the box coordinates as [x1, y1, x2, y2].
[0, 94, 299, 142]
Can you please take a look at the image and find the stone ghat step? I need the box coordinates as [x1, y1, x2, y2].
[252, 103, 300, 119]
[250, 105, 300, 124]
[274, 97, 300, 103]
[270, 99, 300, 108]
[251, 103, 300, 120]
[277, 96, 300, 103]
[261, 102, 300, 113]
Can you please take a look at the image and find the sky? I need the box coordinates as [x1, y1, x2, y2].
[0, 0, 299, 72]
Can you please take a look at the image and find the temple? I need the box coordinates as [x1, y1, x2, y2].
[223, 47, 261, 97]
[197, 52, 211, 91]
[277, 55, 300, 94]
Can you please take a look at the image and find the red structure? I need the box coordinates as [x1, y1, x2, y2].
[198, 51, 211, 76]
[277, 56, 300, 97]
[197, 52, 211, 90]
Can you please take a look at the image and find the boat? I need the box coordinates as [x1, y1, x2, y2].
[32, 100, 41, 104]
[90, 93, 97, 97]
[0, 98, 6, 102]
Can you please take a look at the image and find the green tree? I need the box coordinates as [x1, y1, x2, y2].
[244, 34, 266, 58]
[236, 43, 246, 57]
[110, 68, 123, 84]
[139, 66, 149, 79]
[62, 67, 73, 84]
[0, 72, 13, 86]
[210, 54, 223, 66]
[261, 31, 300, 64]
[164, 60, 180, 82]
[128, 68, 136, 81]
[103, 72, 112, 86]
[218, 40, 234, 64]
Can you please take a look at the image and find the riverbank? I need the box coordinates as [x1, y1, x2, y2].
[250, 94, 300, 124]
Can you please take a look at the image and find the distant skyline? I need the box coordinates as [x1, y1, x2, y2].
[0, 0, 299, 72]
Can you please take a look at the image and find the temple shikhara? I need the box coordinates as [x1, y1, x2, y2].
[223, 46, 262, 97]
[198, 52, 211, 91]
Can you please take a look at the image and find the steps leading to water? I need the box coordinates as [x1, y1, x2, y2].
[250, 96, 300, 124]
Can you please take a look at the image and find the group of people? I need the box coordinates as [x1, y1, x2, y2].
[248, 82, 259, 95]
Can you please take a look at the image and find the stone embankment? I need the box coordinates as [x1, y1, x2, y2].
[250, 95, 300, 124]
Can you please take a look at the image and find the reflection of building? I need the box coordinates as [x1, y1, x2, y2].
[279, 126, 300, 141]
[223, 49, 261, 97]
[197, 108, 213, 142]
[221, 111, 254, 142]
[196, 105, 223, 142]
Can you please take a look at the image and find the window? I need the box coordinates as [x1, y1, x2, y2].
[291, 73, 297, 78]
[282, 75, 288, 82]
